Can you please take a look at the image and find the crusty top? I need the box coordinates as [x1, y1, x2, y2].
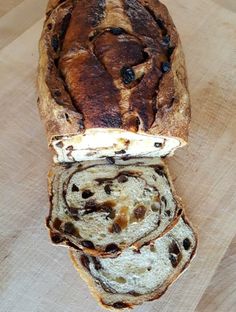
[38, 0, 190, 144]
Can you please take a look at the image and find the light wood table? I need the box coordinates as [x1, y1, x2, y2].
[1, 1, 236, 311]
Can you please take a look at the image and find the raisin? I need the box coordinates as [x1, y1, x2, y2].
[106, 209, 116, 220]
[72, 184, 79, 192]
[82, 190, 94, 199]
[54, 94, 64, 105]
[165, 210, 171, 216]
[167, 46, 175, 57]
[64, 222, 76, 235]
[56, 141, 63, 148]
[81, 240, 95, 249]
[51, 35, 59, 52]
[53, 218, 62, 230]
[117, 175, 128, 183]
[111, 223, 122, 233]
[100, 201, 115, 211]
[156, 17, 165, 29]
[101, 206, 113, 215]
[169, 241, 180, 255]
[109, 27, 125, 35]
[121, 66, 135, 84]
[177, 209, 183, 216]
[134, 206, 146, 220]
[154, 142, 163, 148]
[46, 10, 52, 18]
[66, 241, 80, 250]
[113, 302, 129, 309]
[66, 145, 73, 151]
[128, 291, 140, 296]
[167, 96, 175, 109]
[169, 254, 178, 268]
[106, 157, 115, 164]
[105, 243, 120, 253]
[162, 34, 170, 46]
[68, 207, 79, 220]
[64, 113, 70, 122]
[122, 155, 131, 161]
[183, 238, 191, 250]
[54, 57, 59, 67]
[154, 165, 165, 177]
[161, 62, 171, 73]
[77, 119, 84, 129]
[142, 51, 149, 61]
[51, 233, 63, 244]
[84, 200, 98, 213]
[53, 90, 61, 97]
[92, 257, 102, 270]
[161, 196, 167, 207]
[115, 149, 126, 155]
[104, 184, 111, 195]
[80, 255, 90, 270]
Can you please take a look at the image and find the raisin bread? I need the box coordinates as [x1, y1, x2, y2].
[47, 158, 183, 257]
[38, 0, 190, 163]
[70, 216, 197, 310]
[38, 1, 197, 310]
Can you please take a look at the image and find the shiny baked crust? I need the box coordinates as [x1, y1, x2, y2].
[38, 0, 191, 162]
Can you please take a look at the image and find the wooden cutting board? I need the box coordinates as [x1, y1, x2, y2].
[0, 1, 236, 311]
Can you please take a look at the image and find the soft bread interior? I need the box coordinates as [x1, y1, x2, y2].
[48, 158, 182, 255]
[70, 217, 197, 307]
[52, 129, 182, 163]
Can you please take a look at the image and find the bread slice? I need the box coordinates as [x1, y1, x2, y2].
[38, 0, 190, 163]
[47, 158, 183, 257]
[70, 216, 197, 310]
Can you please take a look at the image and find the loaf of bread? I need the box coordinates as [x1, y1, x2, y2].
[47, 158, 183, 257]
[38, 1, 197, 309]
[38, 0, 190, 163]
[70, 216, 197, 310]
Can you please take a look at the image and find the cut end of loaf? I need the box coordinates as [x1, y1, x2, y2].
[52, 129, 183, 163]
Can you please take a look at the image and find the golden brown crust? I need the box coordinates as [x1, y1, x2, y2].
[38, 0, 190, 146]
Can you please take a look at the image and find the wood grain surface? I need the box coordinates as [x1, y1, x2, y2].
[0, 1, 236, 312]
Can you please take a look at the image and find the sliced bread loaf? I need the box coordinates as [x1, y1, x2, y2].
[47, 158, 183, 257]
[70, 216, 197, 310]
[38, 0, 190, 163]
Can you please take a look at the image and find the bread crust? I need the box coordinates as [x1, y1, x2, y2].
[38, 0, 190, 148]
[69, 214, 198, 310]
